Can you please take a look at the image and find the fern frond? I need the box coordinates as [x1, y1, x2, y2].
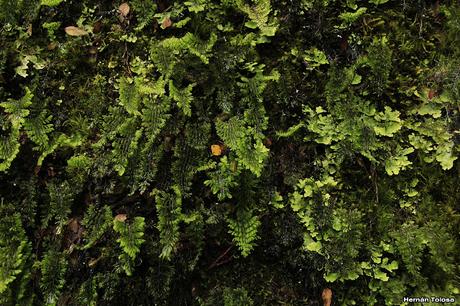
[118, 77, 142, 116]
[169, 81, 195, 116]
[80, 205, 112, 250]
[43, 180, 74, 231]
[0, 87, 33, 128]
[111, 118, 143, 176]
[153, 186, 183, 260]
[39, 248, 67, 306]
[0, 210, 32, 295]
[23, 111, 53, 148]
[215, 116, 246, 149]
[0, 126, 20, 172]
[227, 208, 260, 257]
[204, 156, 240, 200]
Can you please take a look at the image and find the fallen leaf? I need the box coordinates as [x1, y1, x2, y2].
[119, 2, 130, 17]
[162, 17, 172, 29]
[322, 288, 332, 306]
[68, 218, 80, 233]
[211, 144, 222, 156]
[114, 214, 127, 222]
[65, 26, 88, 36]
[93, 20, 102, 33]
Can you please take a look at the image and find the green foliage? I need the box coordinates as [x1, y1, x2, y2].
[223, 287, 254, 306]
[169, 81, 195, 116]
[204, 156, 240, 200]
[113, 216, 145, 276]
[80, 205, 112, 250]
[227, 208, 261, 257]
[40, 0, 63, 7]
[0, 0, 459, 305]
[39, 247, 67, 306]
[0, 204, 32, 303]
[153, 186, 183, 260]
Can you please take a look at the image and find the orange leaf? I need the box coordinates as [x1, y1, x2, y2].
[211, 144, 222, 156]
[321, 288, 332, 306]
[162, 17, 172, 29]
[65, 26, 88, 36]
[114, 214, 127, 222]
[119, 2, 130, 17]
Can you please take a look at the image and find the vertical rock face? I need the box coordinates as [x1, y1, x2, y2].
[0, 1, 459, 305]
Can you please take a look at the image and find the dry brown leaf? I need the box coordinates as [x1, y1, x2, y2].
[68, 218, 80, 233]
[65, 26, 88, 36]
[162, 17, 172, 29]
[322, 288, 332, 306]
[114, 214, 127, 222]
[119, 2, 130, 17]
[93, 20, 102, 33]
[211, 144, 222, 156]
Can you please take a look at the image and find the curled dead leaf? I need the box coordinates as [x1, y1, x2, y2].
[119, 2, 130, 17]
[65, 26, 88, 36]
[114, 214, 127, 222]
[322, 288, 332, 306]
[211, 144, 223, 156]
[162, 17, 172, 29]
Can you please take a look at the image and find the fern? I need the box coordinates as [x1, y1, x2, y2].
[42, 180, 74, 231]
[237, 139, 269, 177]
[0, 207, 32, 300]
[235, 0, 278, 36]
[118, 77, 142, 116]
[0, 126, 20, 172]
[23, 110, 53, 148]
[169, 81, 195, 116]
[227, 208, 260, 257]
[113, 216, 145, 276]
[39, 247, 67, 306]
[111, 117, 143, 176]
[141, 96, 171, 143]
[180, 32, 218, 64]
[153, 186, 183, 260]
[0, 87, 32, 128]
[204, 156, 240, 200]
[80, 205, 112, 250]
[223, 287, 254, 306]
[215, 116, 246, 149]
[0, 88, 33, 171]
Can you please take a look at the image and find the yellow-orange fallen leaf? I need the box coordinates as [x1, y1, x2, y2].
[211, 144, 222, 156]
[114, 214, 127, 222]
[322, 288, 332, 306]
[119, 2, 130, 17]
[162, 17, 172, 29]
[65, 26, 88, 36]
